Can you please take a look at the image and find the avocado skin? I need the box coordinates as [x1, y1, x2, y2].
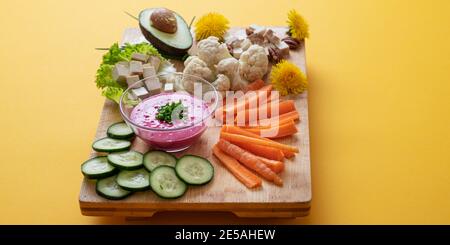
[138, 23, 189, 56]
[138, 8, 193, 57]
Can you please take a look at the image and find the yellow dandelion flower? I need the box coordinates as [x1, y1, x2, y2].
[270, 60, 307, 96]
[287, 9, 309, 41]
[194, 12, 230, 41]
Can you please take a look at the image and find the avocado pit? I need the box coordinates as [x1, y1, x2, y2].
[150, 8, 177, 34]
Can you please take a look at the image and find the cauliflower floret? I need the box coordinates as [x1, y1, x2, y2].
[216, 57, 249, 91]
[216, 57, 239, 80]
[239, 44, 269, 82]
[230, 74, 249, 91]
[184, 55, 199, 67]
[212, 74, 231, 97]
[197, 36, 232, 68]
[181, 56, 213, 93]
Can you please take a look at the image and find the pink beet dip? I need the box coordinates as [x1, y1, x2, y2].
[129, 92, 210, 152]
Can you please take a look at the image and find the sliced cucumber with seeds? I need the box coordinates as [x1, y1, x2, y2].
[107, 151, 143, 170]
[81, 156, 117, 179]
[143, 150, 177, 172]
[116, 168, 150, 191]
[96, 176, 132, 200]
[92, 137, 131, 153]
[107, 122, 135, 139]
[175, 155, 214, 185]
[150, 166, 187, 199]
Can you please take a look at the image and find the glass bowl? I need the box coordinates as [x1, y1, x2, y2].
[119, 72, 218, 152]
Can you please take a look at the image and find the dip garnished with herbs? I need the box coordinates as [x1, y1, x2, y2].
[130, 92, 208, 130]
[155, 100, 187, 124]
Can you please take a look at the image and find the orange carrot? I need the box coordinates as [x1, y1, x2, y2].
[241, 117, 294, 129]
[231, 141, 285, 161]
[224, 84, 273, 115]
[256, 157, 285, 173]
[212, 145, 262, 188]
[245, 79, 265, 91]
[282, 151, 295, 158]
[243, 120, 298, 139]
[222, 125, 297, 157]
[236, 100, 296, 124]
[220, 131, 299, 153]
[255, 111, 300, 126]
[217, 139, 283, 186]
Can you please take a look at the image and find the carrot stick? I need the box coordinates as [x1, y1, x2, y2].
[224, 84, 273, 115]
[231, 141, 285, 161]
[282, 151, 295, 158]
[243, 120, 298, 139]
[244, 79, 265, 91]
[220, 131, 299, 153]
[236, 100, 296, 124]
[241, 118, 293, 129]
[255, 111, 300, 126]
[217, 140, 283, 186]
[212, 145, 262, 188]
[256, 157, 285, 173]
[222, 125, 297, 157]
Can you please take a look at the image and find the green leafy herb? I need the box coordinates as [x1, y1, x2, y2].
[95, 42, 164, 103]
[101, 87, 123, 104]
[155, 100, 187, 124]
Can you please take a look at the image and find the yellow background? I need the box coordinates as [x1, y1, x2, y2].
[0, 0, 449, 224]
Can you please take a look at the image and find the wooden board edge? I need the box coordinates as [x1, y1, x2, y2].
[80, 206, 310, 218]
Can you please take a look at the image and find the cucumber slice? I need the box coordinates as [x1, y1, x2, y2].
[107, 122, 135, 139]
[92, 137, 131, 153]
[96, 176, 132, 200]
[175, 155, 214, 185]
[81, 156, 117, 179]
[116, 168, 150, 191]
[143, 150, 177, 172]
[150, 166, 187, 199]
[107, 151, 143, 170]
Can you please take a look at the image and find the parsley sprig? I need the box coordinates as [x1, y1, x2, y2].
[155, 100, 187, 124]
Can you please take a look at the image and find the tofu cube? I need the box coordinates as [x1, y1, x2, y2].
[147, 56, 161, 72]
[144, 76, 161, 96]
[131, 53, 149, 63]
[112, 63, 129, 87]
[126, 75, 140, 87]
[131, 87, 149, 100]
[143, 66, 156, 78]
[163, 82, 174, 93]
[129, 61, 144, 77]
[142, 63, 152, 69]
[276, 41, 290, 56]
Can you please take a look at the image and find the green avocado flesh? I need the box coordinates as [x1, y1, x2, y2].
[139, 8, 193, 56]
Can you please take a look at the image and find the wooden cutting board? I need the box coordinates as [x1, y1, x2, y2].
[79, 27, 311, 218]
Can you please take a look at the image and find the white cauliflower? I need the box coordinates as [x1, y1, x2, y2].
[212, 74, 231, 97]
[216, 58, 239, 80]
[239, 44, 269, 82]
[181, 56, 213, 93]
[216, 57, 249, 91]
[197, 36, 232, 68]
[230, 73, 250, 91]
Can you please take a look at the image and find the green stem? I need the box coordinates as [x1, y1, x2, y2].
[124, 11, 139, 21]
[188, 16, 196, 30]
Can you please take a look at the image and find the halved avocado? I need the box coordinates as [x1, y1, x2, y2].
[139, 8, 193, 56]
